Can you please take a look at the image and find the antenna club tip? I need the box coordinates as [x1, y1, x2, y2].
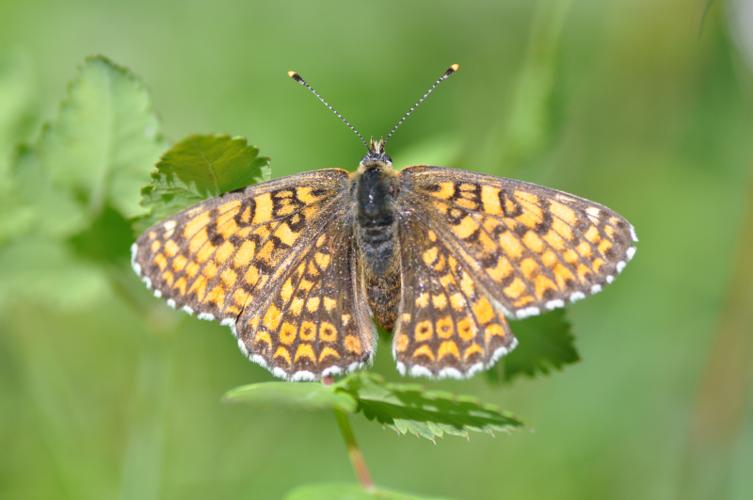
[288, 70, 303, 82]
[441, 64, 461, 79]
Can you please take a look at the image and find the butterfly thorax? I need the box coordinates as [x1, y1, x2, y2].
[354, 158, 400, 331]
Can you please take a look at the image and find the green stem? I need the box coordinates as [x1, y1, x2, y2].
[333, 408, 374, 491]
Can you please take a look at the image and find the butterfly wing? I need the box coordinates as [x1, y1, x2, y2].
[393, 215, 518, 378]
[238, 213, 376, 380]
[399, 166, 638, 319]
[132, 169, 374, 379]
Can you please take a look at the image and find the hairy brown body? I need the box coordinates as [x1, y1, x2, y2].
[353, 160, 401, 330]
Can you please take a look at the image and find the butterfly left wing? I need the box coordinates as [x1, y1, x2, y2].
[399, 166, 637, 319]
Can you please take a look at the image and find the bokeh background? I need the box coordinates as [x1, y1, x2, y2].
[1, 0, 752, 499]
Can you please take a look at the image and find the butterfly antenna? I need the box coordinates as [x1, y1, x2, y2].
[383, 64, 460, 147]
[288, 70, 369, 149]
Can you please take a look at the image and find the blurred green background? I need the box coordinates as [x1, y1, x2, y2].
[1, 0, 753, 499]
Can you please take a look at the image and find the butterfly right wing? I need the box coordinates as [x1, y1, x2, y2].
[237, 213, 376, 380]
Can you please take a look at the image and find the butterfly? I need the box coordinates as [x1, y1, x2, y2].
[131, 64, 637, 381]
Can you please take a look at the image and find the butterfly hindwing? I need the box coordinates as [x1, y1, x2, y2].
[399, 166, 637, 319]
[392, 216, 517, 379]
[237, 213, 376, 380]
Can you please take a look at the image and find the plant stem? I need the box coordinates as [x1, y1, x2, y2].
[333, 408, 374, 491]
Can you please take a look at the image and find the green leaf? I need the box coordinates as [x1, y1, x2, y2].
[40, 55, 165, 219]
[69, 205, 134, 265]
[285, 482, 448, 500]
[223, 382, 357, 413]
[336, 373, 522, 442]
[136, 134, 271, 231]
[0, 51, 36, 176]
[2, 145, 88, 243]
[0, 167, 33, 244]
[148, 134, 270, 197]
[224, 374, 522, 442]
[486, 309, 579, 384]
[0, 56, 166, 310]
[0, 52, 38, 242]
[3, 56, 164, 243]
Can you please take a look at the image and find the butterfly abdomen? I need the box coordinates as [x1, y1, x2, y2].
[355, 163, 401, 330]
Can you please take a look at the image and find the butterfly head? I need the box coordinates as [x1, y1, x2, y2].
[361, 138, 392, 166]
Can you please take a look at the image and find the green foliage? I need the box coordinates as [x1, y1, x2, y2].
[8, 145, 88, 240]
[486, 309, 580, 383]
[70, 206, 135, 265]
[136, 134, 270, 231]
[0, 56, 164, 309]
[506, 310, 579, 377]
[486, 310, 579, 383]
[0, 52, 40, 242]
[339, 373, 522, 441]
[224, 381, 357, 413]
[40, 55, 165, 218]
[285, 482, 447, 500]
[227, 373, 523, 442]
[0, 51, 36, 176]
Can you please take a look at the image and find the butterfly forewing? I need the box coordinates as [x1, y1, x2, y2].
[399, 166, 637, 319]
[393, 215, 518, 378]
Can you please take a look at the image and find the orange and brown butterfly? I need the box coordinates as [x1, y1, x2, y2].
[131, 64, 637, 381]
